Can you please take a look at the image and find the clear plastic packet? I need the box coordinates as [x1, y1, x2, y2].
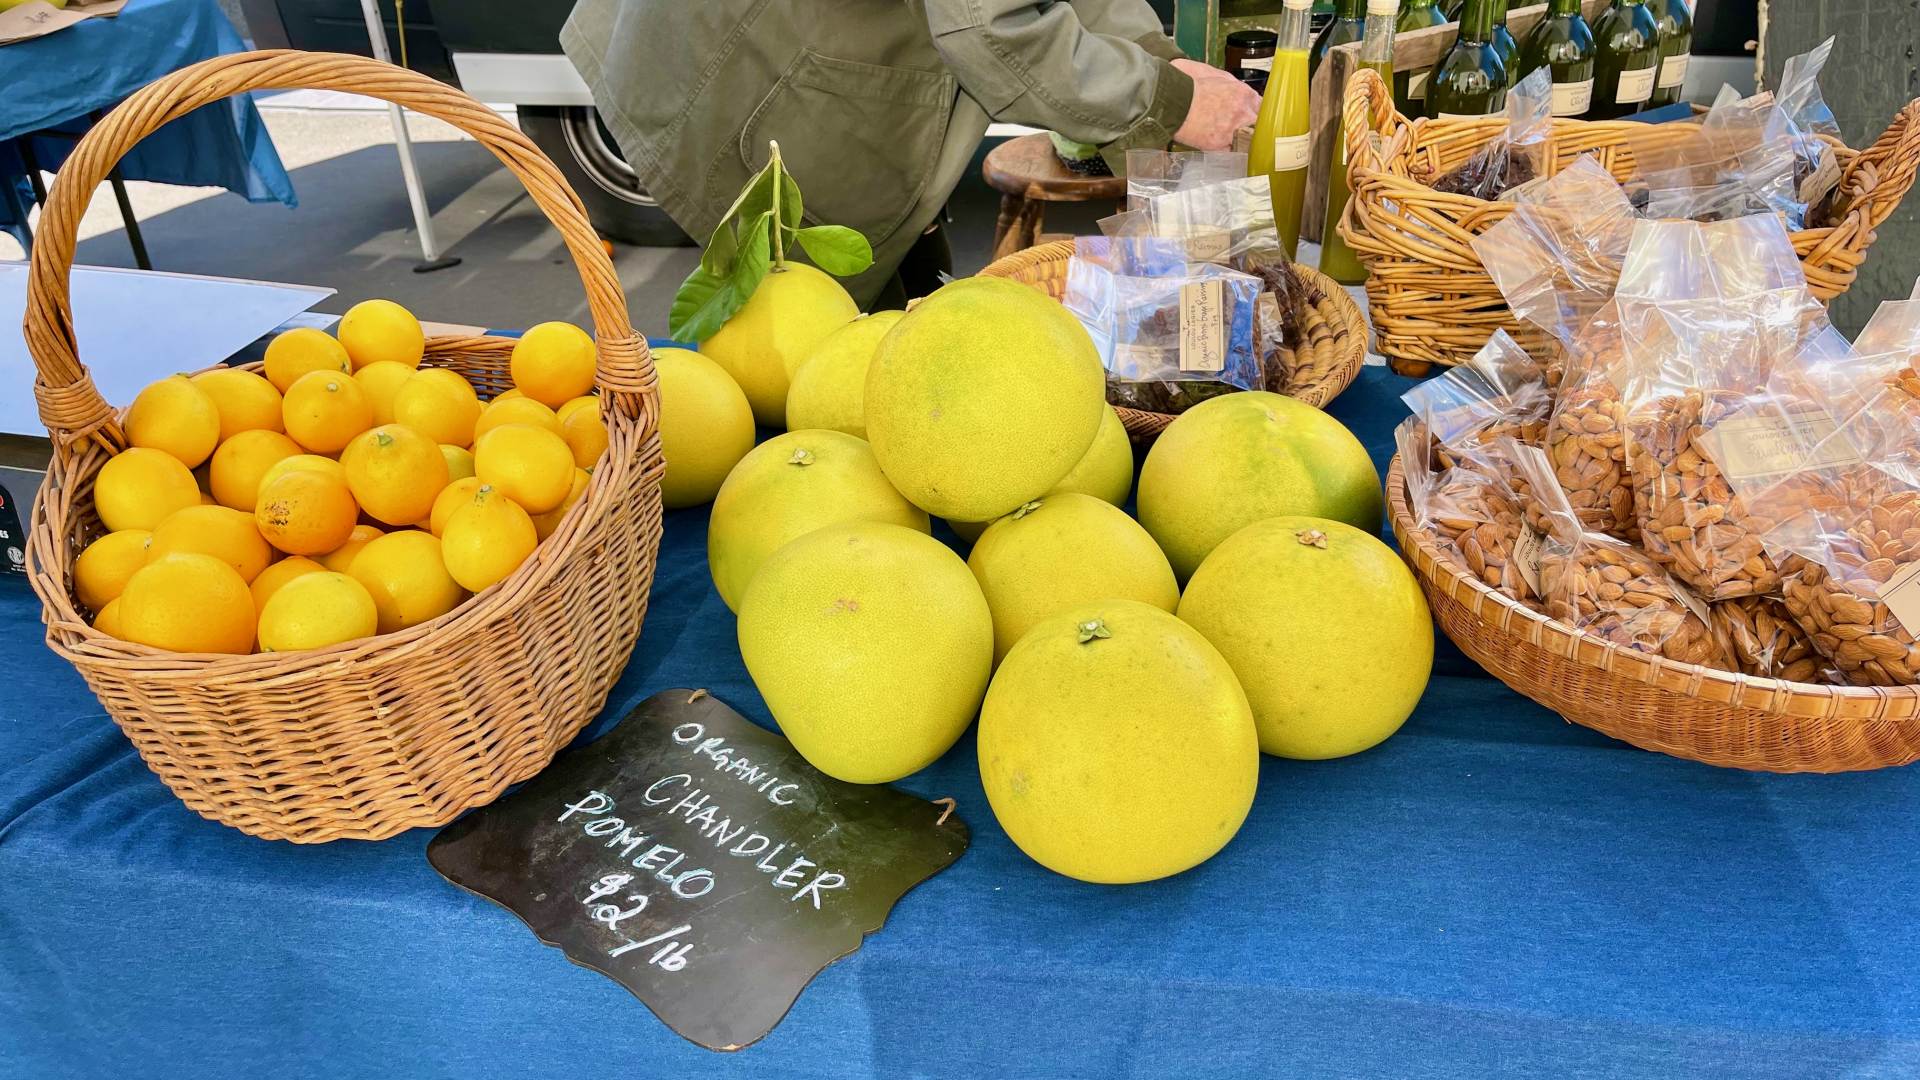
[1430, 68, 1553, 200]
[1125, 150, 1251, 212]
[1474, 156, 1640, 353]
[1777, 38, 1845, 220]
[1543, 307, 1637, 542]
[1707, 595, 1821, 682]
[1395, 419, 1543, 607]
[1401, 330, 1552, 470]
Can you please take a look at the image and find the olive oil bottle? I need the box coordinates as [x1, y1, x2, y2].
[1394, 0, 1449, 115]
[1647, 0, 1694, 108]
[1588, 0, 1659, 118]
[1248, 0, 1316, 258]
[1310, 0, 1367, 80]
[1427, 0, 1507, 119]
[1520, 0, 1596, 117]
[1321, 0, 1398, 284]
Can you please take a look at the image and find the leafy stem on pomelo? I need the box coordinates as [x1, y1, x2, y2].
[1076, 618, 1112, 644]
[668, 140, 877, 343]
[1296, 529, 1329, 549]
[788, 448, 815, 467]
[1012, 501, 1043, 520]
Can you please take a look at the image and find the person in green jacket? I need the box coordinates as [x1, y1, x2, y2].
[561, 0, 1259, 307]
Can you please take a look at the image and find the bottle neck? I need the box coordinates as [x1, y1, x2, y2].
[1548, 0, 1580, 13]
[1457, 0, 1495, 40]
[1359, 5, 1396, 65]
[1338, 0, 1368, 19]
[1278, 3, 1313, 50]
[1491, 0, 1508, 22]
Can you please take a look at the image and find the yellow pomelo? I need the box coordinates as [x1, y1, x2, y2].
[699, 263, 858, 426]
[865, 276, 1104, 521]
[342, 424, 450, 526]
[1178, 516, 1431, 759]
[354, 361, 417, 426]
[1138, 391, 1383, 581]
[474, 396, 561, 441]
[73, 529, 152, 611]
[978, 599, 1258, 884]
[337, 299, 424, 370]
[125, 375, 221, 468]
[95, 448, 200, 532]
[968, 494, 1178, 664]
[147, 504, 273, 583]
[118, 553, 255, 654]
[263, 328, 350, 392]
[738, 521, 992, 784]
[440, 444, 476, 481]
[429, 476, 485, 536]
[209, 429, 302, 511]
[347, 529, 465, 633]
[706, 429, 928, 612]
[945, 404, 1134, 544]
[192, 368, 284, 439]
[319, 523, 384, 573]
[258, 571, 378, 652]
[250, 555, 325, 611]
[783, 310, 904, 437]
[441, 484, 538, 592]
[654, 347, 755, 509]
[282, 370, 373, 454]
[510, 321, 598, 407]
[474, 423, 574, 514]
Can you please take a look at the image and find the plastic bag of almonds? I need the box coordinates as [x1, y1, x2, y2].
[1707, 595, 1821, 682]
[1544, 317, 1639, 543]
[1401, 330, 1552, 470]
[1397, 419, 1544, 608]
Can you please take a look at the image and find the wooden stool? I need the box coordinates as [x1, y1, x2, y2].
[981, 132, 1126, 261]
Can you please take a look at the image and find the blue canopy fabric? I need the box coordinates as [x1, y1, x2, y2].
[0, 0, 295, 229]
[4, 364, 1920, 1078]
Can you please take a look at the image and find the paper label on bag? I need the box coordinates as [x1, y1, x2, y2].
[1615, 66, 1656, 105]
[1273, 134, 1311, 172]
[1800, 149, 1843, 207]
[1879, 561, 1920, 635]
[1551, 78, 1595, 117]
[1706, 403, 1862, 482]
[1657, 53, 1690, 88]
[1512, 524, 1544, 596]
[1241, 55, 1274, 73]
[1407, 71, 1430, 100]
[1178, 280, 1226, 374]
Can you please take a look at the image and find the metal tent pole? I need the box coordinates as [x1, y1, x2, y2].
[357, 0, 460, 272]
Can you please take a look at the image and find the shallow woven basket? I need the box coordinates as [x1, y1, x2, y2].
[977, 240, 1368, 439]
[1386, 457, 1920, 772]
[1336, 67, 1920, 375]
[23, 52, 664, 842]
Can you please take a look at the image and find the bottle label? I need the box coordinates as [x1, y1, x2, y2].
[1551, 77, 1595, 116]
[1272, 134, 1311, 171]
[1407, 71, 1430, 100]
[1615, 66, 1656, 105]
[1657, 52, 1690, 89]
[1241, 55, 1274, 73]
[1435, 112, 1494, 121]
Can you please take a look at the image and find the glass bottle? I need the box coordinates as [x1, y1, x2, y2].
[1427, 0, 1507, 119]
[1310, 0, 1367, 80]
[1440, 0, 1464, 19]
[1247, 0, 1316, 258]
[1646, 0, 1694, 108]
[1588, 0, 1659, 119]
[1226, 29, 1280, 81]
[1393, 0, 1449, 115]
[1490, 0, 1519, 85]
[1321, 0, 1396, 284]
[1520, 0, 1596, 118]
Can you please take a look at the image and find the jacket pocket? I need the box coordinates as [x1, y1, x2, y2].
[739, 49, 955, 243]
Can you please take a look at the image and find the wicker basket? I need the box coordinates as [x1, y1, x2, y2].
[977, 240, 1368, 440]
[1336, 67, 1920, 376]
[1386, 456, 1920, 772]
[22, 52, 665, 842]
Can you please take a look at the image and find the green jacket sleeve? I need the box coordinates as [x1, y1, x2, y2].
[925, 0, 1193, 170]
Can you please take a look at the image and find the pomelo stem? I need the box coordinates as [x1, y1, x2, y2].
[768, 140, 787, 271]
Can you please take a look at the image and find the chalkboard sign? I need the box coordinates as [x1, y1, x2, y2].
[427, 688, 970, 1051]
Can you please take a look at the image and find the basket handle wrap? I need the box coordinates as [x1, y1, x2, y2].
[1834, 97, 1920, 231]
[24, 50, 654, 452]
[1340, 67, 1399, 181]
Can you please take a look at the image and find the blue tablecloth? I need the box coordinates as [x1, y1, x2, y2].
[6, 366, 1920, 1078]
[0, 0, 295, 229]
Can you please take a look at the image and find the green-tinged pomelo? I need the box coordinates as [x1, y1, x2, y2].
[707, 429, 928, 611]
[784, 313, 906, 440]
[653, 348, 757, 509]
[699, 263, 859, 426]
[1179, 516, 1432, 760]
[978, 600, 1258, 884]
[738, 522, 993, 784]
[945, 405, 1134, 544]
[968, 494, 1178, 663]
[864, 277, 1104, 521]
[1138, 391, 1383, 581]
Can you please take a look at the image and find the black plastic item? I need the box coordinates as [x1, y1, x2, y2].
[518, 106, 692, 247]
[427, 0, 572, 54]
[263, 0, 454, 82]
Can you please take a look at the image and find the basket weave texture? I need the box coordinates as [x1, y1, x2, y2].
[23, 52, 665, 842]
[1386, 457, 1920, 772]
[977, 240, 1368, 439]
[1336, 67, 1920, 375]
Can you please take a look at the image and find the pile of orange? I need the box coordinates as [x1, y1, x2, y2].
[75, 301, 609, 655]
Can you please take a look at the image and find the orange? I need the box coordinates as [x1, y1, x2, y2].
[429, 476, 484, 536]
[493, 388, 524, 402]
[257, 571, 378, 652]
[257, 453, 346, 494]
[440, 444, 475, 481]
[117, 552, 255, 654]
[255, 468, 359, 555]
[283, 370, 373, 453]
[556, 394, 599, 425]
[124, 375, 221, 468]
[263, 327, 352, 392]
[393, 370, 481, 447]
[147, 504, 273, 583]
[192, 368, 285, 439]
[354, 360, 417, 426]
[251, 555, 326, 610]
[474, 396, 561, 441]
[319, 523, 384, 572]
[95, 448, 201, 532]
[559, 406, 609, 469]
[532, 468, 591, 540]
[337, 299, 425, 370]
[474, 424, 575, 514]
[347, 529, 466, 633]
[509, 322, 597, 407]
[92, 598, 122, 638]
[73, 529, 152, 611]
[441, 484, 538, 592]
[209, 429, 302, 511]
[341, 424, 450, 526]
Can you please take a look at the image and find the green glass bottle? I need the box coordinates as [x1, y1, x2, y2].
[1647, 0, 1694, 108]
[1320, 0, 1398, 284]
[1427, 0, 1507, 118]
[1520, 0, 1596, 117]
[1393, 0, 1449, 115]
[1440, 0, 1463, 18]
[1310, 0, 1367, 80]
[1489, 0, 1518, 85]
[1588, 0, 1659, 119]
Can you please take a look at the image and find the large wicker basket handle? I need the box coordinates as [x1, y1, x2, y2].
[1835, 98, 1920, 230]
[25, 51, 653, 452]
[1340, 67, 1400, 180]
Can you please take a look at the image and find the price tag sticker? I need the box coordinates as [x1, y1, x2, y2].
[1512, 524, 1544, 597]
[1801, 148, 1844, 208]
[1880, 562, 1920, 637]
[1178, 280, 1226, 374]
[1706, 403, 1861, 482]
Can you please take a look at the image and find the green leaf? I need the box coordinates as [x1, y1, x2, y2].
[794, 225, 874, 277]
[731, 211, 773, 298]
[778, 171, 803, 229]
[668, 265, 738, 343]
[717, 160, 777, 231]
[700, 216, 739, 277]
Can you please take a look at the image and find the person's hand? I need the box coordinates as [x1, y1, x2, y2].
[1171, 59, 1260, 151]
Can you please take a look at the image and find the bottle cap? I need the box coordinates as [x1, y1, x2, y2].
[1367, 0, 1396, 14]
[1284, 0, 1312, 10]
